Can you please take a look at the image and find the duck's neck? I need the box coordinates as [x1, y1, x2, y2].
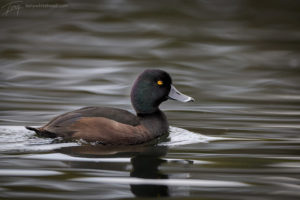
[137, 110, 169, 137]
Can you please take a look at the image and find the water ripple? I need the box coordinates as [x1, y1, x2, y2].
[72, 177, 249, 187]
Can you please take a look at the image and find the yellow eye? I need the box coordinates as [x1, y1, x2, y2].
[157, 80, 163, 85]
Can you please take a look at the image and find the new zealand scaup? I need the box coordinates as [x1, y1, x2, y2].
[26, 69, 194, 145]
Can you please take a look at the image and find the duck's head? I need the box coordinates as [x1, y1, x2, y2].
[131, 69, 194, 114]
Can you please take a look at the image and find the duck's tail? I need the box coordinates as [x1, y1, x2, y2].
[25, 126, 39, 132]
[25, 126, 57, 138]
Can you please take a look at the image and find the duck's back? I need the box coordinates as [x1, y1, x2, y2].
[46, 106, 140, 128]
[27, 107, 156, 145]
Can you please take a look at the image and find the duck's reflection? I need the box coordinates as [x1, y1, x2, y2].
[130, 150, 169, 197]
[58, 144, 170, 197]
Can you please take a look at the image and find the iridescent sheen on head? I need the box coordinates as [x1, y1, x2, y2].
[131, 69, 172, 114]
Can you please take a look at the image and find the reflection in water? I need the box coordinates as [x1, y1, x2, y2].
[58, 144, 170, 197]
[130, 147, 169, 197]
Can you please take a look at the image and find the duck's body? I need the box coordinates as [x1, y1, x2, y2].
[27, 106, 168, 145]
[26, 69, 193, 145]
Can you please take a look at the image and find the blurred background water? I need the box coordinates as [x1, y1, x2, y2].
[1, 0, 300, 199]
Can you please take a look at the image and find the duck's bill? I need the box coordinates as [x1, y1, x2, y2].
[168, 85, 195, 102]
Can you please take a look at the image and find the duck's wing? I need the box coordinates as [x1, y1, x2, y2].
[69, 116, 150, 144]
[45, 106, 140, 127]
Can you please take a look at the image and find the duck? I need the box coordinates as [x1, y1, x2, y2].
[26, 69, 194, 145]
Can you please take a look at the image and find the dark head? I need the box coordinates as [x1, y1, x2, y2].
[131, 69, 194, 114]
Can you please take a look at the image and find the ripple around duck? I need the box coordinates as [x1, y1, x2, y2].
[160, 126, 228, 146]
[0, 125, 230, 153]
[0, 126, 79, 153]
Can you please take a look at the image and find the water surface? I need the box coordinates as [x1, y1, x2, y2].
[1, 0, 300, 199]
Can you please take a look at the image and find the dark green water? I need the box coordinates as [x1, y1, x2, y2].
[1, 0, 300, 199]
